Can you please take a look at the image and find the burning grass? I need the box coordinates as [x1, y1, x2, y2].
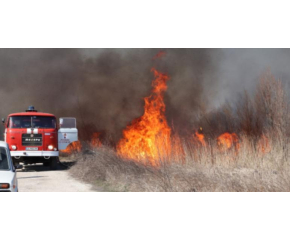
[116, 68, 171, 165]
[69, 61, 290, 192]
[69, 137, 290, 192]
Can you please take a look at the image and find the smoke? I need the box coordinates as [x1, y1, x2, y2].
[216, 49, 290, 106]
[1, 49, 290, 143]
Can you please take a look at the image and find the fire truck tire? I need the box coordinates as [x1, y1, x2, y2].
[50, 157, 58, 170]
[43, 162, 50, 167]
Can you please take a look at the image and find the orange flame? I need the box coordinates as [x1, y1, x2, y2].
[117, 68, 171, 165]
[257, 135, 271, 154]
[153, 51, 166, 59]
[193, 128, 206, 146]
[90, 132, 102, 148]
[61, 132, 101, 154]
[61, 141, 82, 154]
[217, 133, 239, 152]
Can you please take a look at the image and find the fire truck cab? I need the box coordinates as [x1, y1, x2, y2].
[2, 106, 78, 170]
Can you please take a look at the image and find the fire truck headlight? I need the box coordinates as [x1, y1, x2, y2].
[11, 145, 17, 150]
[48, 145, 54, 150]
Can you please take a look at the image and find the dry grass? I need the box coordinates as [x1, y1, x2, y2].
[70, 71, 290, 192]
[69, 136, 290, 192]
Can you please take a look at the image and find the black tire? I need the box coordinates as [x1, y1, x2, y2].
[50, 157, 58, 170]
[43, 162, 50, 167]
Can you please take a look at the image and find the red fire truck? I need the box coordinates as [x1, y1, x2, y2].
[2, 106, 78, 170]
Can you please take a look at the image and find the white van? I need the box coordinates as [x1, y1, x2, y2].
[0, 141, 18, 192]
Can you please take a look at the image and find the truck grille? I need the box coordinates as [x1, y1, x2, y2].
[22, 134, 42, 146]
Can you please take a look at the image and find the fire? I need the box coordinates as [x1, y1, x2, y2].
[90, 132, 102, 148]
[193, 128, 206, 146]
[117, 68, 171, 165]
[217, 133, 239, 152]
[61, 141, 82, 154]
[61, 132, 101, 154]
[153, 51, 166, 59]
[257, 135, 271, 154]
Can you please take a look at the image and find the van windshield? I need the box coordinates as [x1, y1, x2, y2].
[0, 147, 10, 171]
[9, 116, 56, 129]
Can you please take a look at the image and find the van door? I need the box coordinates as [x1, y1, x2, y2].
[58, 118, 78, 150]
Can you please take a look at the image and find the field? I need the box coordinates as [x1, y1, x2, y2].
[69, 136, 290, 192]
[70, 70, 290, 192]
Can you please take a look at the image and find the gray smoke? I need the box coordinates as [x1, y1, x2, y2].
[0, 49, 290, 143]
[216, 49, 290, 106]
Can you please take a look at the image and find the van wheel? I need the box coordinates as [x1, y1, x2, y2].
[50, 157, 58, 170]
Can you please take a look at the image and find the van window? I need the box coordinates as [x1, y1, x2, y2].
[0, 147, 10, 171]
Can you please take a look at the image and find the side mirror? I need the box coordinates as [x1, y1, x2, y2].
[1, 118, 5, 123]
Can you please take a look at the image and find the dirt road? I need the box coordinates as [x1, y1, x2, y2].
[17, 163, 93, 192]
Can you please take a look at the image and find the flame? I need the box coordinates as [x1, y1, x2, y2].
[257, 135, 271, 154]
[117, 68, 171, 165]
[153, 51, 166, 59]
[171, 134, 185, 161]
[193, 128, 206, 146]
[61, 141, 82, 154]
[217, 133, 239, 152]
[61, 132, 101, 154]
[90, 132, 102, 148]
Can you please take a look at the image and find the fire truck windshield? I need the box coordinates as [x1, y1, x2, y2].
[9, 116, 56, 129]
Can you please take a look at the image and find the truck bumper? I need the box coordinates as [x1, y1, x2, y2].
[10, 151, 59, 157]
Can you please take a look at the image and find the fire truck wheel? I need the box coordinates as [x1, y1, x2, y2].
[50, 157, 58, 170]
[43, 162, 50, 167]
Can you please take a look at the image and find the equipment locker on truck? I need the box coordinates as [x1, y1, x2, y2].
[2, 106, 78, 170]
